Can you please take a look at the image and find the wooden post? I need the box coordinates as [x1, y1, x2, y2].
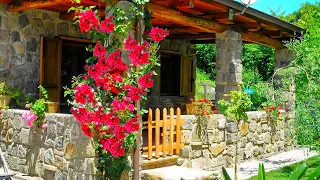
[155, 108, 160, 158]
[169, 108, 174, 155]
[176, 108, 181, 154]
[162, 108, 167, 157]
[133, 3, 144, 180]
[147, 109, 153, 159]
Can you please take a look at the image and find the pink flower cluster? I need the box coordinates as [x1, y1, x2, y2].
[22, 110, 48, 128]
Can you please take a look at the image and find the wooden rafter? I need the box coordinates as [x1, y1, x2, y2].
[147, 2, 283, 48]
[242, 32, 283, 49]
[147, 2, 230, 33]
[8, 0, 62, 12]
[169, 33, 216, 40]
[167, 27, 202, 34]
[243, 22, 261, 32]
[59, 9, 106, 20]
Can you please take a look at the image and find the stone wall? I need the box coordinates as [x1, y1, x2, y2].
[178, 111, 296, 170]
[0, 110, 99, 179]
[0, 3, 89, 95]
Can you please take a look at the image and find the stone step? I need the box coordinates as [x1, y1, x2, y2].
[141, 166, 218, 180]
[141, 156, 179, 170]
[10, 172, 43, 180]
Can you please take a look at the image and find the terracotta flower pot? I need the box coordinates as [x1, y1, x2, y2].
[0, 95, 10, 107]
[185, 103, 212, 115]
[45, 102, 59, 113]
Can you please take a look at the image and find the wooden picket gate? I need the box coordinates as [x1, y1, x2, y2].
[142, 108, 184, 162]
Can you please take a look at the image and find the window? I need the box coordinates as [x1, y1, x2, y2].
[160, 53, 181, 96]
[160, 53, 196, 97]
[40, 36, 92, 113]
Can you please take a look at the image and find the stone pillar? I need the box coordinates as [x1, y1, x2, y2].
[274, 48, 294, 71]
[274, 48, 295, 112]
[215, 30, 243, 108]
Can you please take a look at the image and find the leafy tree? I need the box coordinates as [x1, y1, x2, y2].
[275, 2, 320, 150]
[196, 44, 216, 80]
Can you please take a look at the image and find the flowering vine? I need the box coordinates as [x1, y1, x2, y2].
[66, 3, 168, 179]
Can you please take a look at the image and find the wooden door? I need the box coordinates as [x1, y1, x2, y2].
[180, 56, 196, 96]
[40, 36, 62, 111]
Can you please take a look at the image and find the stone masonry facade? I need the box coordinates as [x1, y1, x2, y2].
[0, 3, 90, 95]
[178, 111, 296, 170]
[0, 109, 295, 179]
[0, 110, 99, 179]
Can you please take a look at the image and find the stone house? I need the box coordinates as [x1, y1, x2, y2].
[0, 0, 303, 179]
[0, 0, 302, 113]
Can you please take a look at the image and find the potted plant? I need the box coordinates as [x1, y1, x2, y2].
[39, 86, 59, 113]
[0, 82, 12, 107]
[185, 98, 214, 115]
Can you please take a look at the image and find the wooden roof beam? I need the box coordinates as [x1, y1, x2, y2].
[168, 33, 216, 40]
[147, 2, 230, 33]
[60, 9, 106, 20]
[147, 2, 283, 48]
[241, 32, 283, 49]
[167, 27, 202, 34]
[243, 22, 261, 32]
[8, 0, 62, 12]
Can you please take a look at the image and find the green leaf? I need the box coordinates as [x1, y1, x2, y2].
[289, 163, 307, 180]
[258, 163, 266, 180]
[221, 167, 232, 180]
[306, 165, 320, 180]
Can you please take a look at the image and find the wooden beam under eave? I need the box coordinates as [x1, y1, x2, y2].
[8, 0, 62, 12]
[168, 33, 216, 40]
[167, 27, 202, 34]
[147, 2, 230, 33]
[59, 9, 106, 20]
[241, 32, 283, 49]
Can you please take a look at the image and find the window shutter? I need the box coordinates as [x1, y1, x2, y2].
[40, 36, 62, 110]
[180, 56, 196, 96]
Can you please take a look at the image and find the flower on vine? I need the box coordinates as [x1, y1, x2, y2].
[93, 41, 107, 58]
[149, 27, 169, 42]
[278, 111, 281, 115]
[100, 16, 115, 33]
[124, 35, 137, 51]
[138, 72, 154, 89]
[126, 85, 146, 101]
[78, 9, 99, 32]
[74, 84, 95, 105]
[189, 98, 194, 102]
[81, 123, 92, 137]
[124, 117, 140, 133]
[110, 85, 120, 95]
[128, 45, 150, 66]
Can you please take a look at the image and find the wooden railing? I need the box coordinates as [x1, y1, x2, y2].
[142, 108, 184, 159]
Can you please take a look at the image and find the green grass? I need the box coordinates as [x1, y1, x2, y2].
[247, 155, 320, 180]
[195, 68, 215, 99]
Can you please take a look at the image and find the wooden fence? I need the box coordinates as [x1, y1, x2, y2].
[142, 108, 184, 160]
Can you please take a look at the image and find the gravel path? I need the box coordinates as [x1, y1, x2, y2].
[224, 148, 318, 179]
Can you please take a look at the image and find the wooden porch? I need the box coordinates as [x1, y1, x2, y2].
[1, 0, 303, 48]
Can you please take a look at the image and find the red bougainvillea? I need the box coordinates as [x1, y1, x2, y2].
[68, 8, 169, 160]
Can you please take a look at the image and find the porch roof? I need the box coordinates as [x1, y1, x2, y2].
[2, 0, 304, 49]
